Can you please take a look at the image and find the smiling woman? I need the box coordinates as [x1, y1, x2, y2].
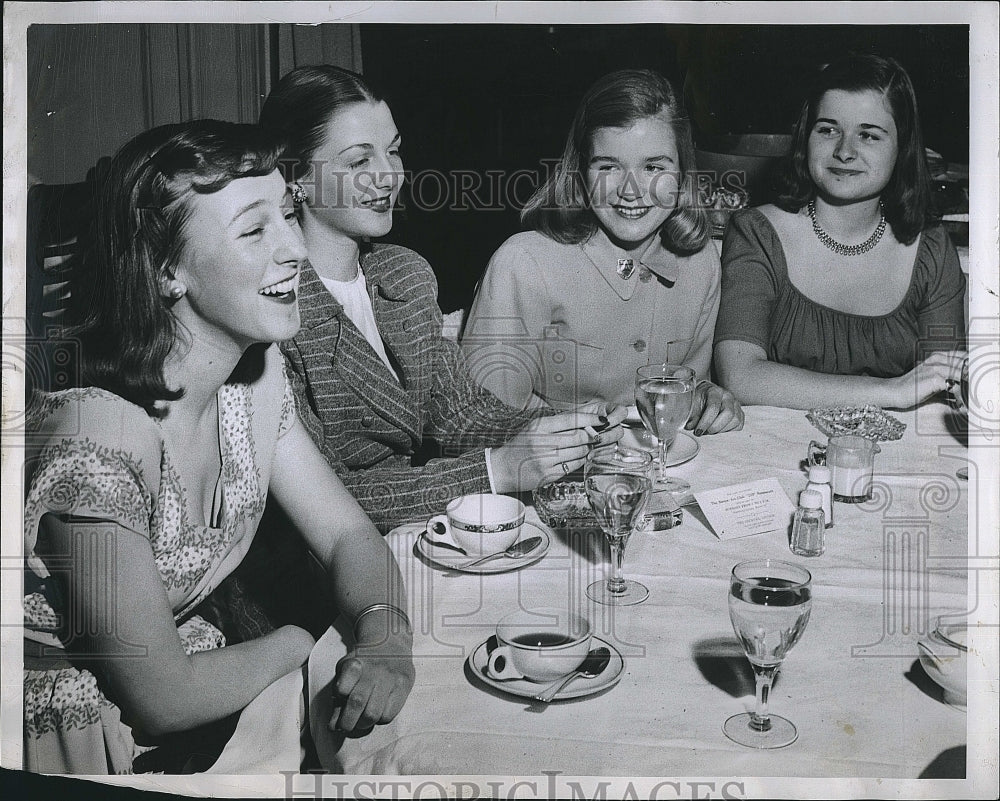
[171, 171, 304, 350]
[248, 65, 620, 539]
[713, 53, 967, 410]
[462, 69, 744, 437]
[22, 120, 415, 775]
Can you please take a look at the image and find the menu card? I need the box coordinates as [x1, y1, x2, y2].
[693, 478, 796, 540]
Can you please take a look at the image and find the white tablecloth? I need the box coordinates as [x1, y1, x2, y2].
[309, 404, 980, 781]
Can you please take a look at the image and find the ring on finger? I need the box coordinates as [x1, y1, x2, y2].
[561, 462, 571, 475]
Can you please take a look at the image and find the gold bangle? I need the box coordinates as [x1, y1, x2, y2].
[352, 603, 411, 640]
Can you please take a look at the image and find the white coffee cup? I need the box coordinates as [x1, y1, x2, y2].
[485, 607, 592, 683]
[427, 493, 524, 556]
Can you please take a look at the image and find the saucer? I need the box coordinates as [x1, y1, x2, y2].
[621, 423, 700, 468]
[468, 636, 624, 700]
[415, 522, 551, 574]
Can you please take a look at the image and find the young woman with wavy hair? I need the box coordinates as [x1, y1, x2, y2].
[463, 69, 743, 436]
[23, 120, 414, 774]
[713, 54, 966, 409]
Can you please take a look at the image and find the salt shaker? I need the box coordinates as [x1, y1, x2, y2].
[806, 465, 834, 528]
[790, 490, 825, 557]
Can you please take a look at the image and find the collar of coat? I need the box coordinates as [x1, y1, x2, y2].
[296, 244, 409, 331]
[579, 234, 681, 301]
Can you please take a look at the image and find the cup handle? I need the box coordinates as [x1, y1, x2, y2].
[486, 646, 525, 680]
[807, 440, 827, 466]
[426, 514, 451, 538]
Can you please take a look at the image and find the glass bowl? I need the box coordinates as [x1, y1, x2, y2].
[532, 479, 600, 530]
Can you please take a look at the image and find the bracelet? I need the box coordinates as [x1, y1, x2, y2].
[352, 603, 412, 639]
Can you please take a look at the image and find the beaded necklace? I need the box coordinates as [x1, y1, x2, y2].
[808, 201, 886, 256]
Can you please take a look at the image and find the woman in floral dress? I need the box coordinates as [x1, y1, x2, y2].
[22, 120, 414, 774]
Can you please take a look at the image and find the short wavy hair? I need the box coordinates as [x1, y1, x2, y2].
[259, 65, 382, 183]
[775, 53, 932, 245]
[72, 120, 284, 412]
[521, 69, 709, 255]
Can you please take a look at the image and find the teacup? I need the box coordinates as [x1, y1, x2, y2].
[485, 607, 592, 683]
[808, 435, 880, 503]
[427, 493, 524, 557]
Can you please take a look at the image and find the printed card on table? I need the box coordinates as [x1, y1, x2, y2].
[693, 478, 796, 540]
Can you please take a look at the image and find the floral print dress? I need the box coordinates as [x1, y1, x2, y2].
[22, 344, 296, 774]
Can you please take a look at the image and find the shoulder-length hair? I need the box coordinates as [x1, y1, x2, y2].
[775, 53, 932, 245]
[72, 120, 284, 413]
[521, 68, 709, 255]
[259, 65, 382, 182]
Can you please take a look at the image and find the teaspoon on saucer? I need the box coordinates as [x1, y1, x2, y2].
[457, 536, 543, 569]
[533, 647, 612, 703]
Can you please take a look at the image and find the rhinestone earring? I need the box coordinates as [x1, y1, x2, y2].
[291, 183, 308, 205]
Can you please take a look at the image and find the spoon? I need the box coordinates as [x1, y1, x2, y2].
[421, 523, 467, 555]
[533, 647, 612, 703]
[457, 536, 543, 569]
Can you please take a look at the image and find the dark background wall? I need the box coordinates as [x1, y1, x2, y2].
[28, 23, 970, 314]
[359, 24, 970, 313]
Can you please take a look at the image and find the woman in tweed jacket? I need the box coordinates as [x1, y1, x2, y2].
[258, 66, 623, 533]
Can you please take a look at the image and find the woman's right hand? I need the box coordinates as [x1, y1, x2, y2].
[888, 349, 968, 409]
[490, 405, 626, 491]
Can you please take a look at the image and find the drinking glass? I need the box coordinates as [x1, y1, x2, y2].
[724, 559, 813, 749]
[634, 364, 696, 493]
[584, 445, 653, 606]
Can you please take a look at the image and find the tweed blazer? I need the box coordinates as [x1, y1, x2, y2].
[281, 244, 539, 532]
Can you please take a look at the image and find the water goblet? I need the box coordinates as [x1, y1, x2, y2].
[724, 559, 813, 749]
[634, 364, 696, 494]
[584, 445, 653, 606]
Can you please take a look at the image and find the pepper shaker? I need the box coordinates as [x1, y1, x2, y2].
[790, 490, 825, 557]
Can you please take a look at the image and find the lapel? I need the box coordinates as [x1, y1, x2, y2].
[295, 256, 420, 438]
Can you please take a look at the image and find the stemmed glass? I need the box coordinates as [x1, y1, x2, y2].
[724, 559, 813, 749]
[584, 445, 653, 606]
[634, 364, 696, 494]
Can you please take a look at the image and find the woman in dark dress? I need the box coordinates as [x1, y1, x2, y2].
[714, 54, 966, 410]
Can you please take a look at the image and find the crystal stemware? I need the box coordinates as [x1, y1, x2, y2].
[724, 559, 813, 748]
[584, 445, 653, 606]
[634, 363, 696, 493]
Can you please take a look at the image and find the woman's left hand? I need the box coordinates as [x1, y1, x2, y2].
[330, 630, 415, 733]
[685, 381, 745, 435]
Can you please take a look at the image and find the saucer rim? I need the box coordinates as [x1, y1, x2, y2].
[621, 423, 700, 467]
[467, 635, 625, 700]
[416, 522, 551, 574]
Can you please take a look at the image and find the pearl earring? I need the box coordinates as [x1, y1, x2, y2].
[169, 284, 186, 299]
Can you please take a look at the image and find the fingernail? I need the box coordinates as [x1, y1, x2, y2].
[598, 415, 608, 424]
[694, 428, 705, 437]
